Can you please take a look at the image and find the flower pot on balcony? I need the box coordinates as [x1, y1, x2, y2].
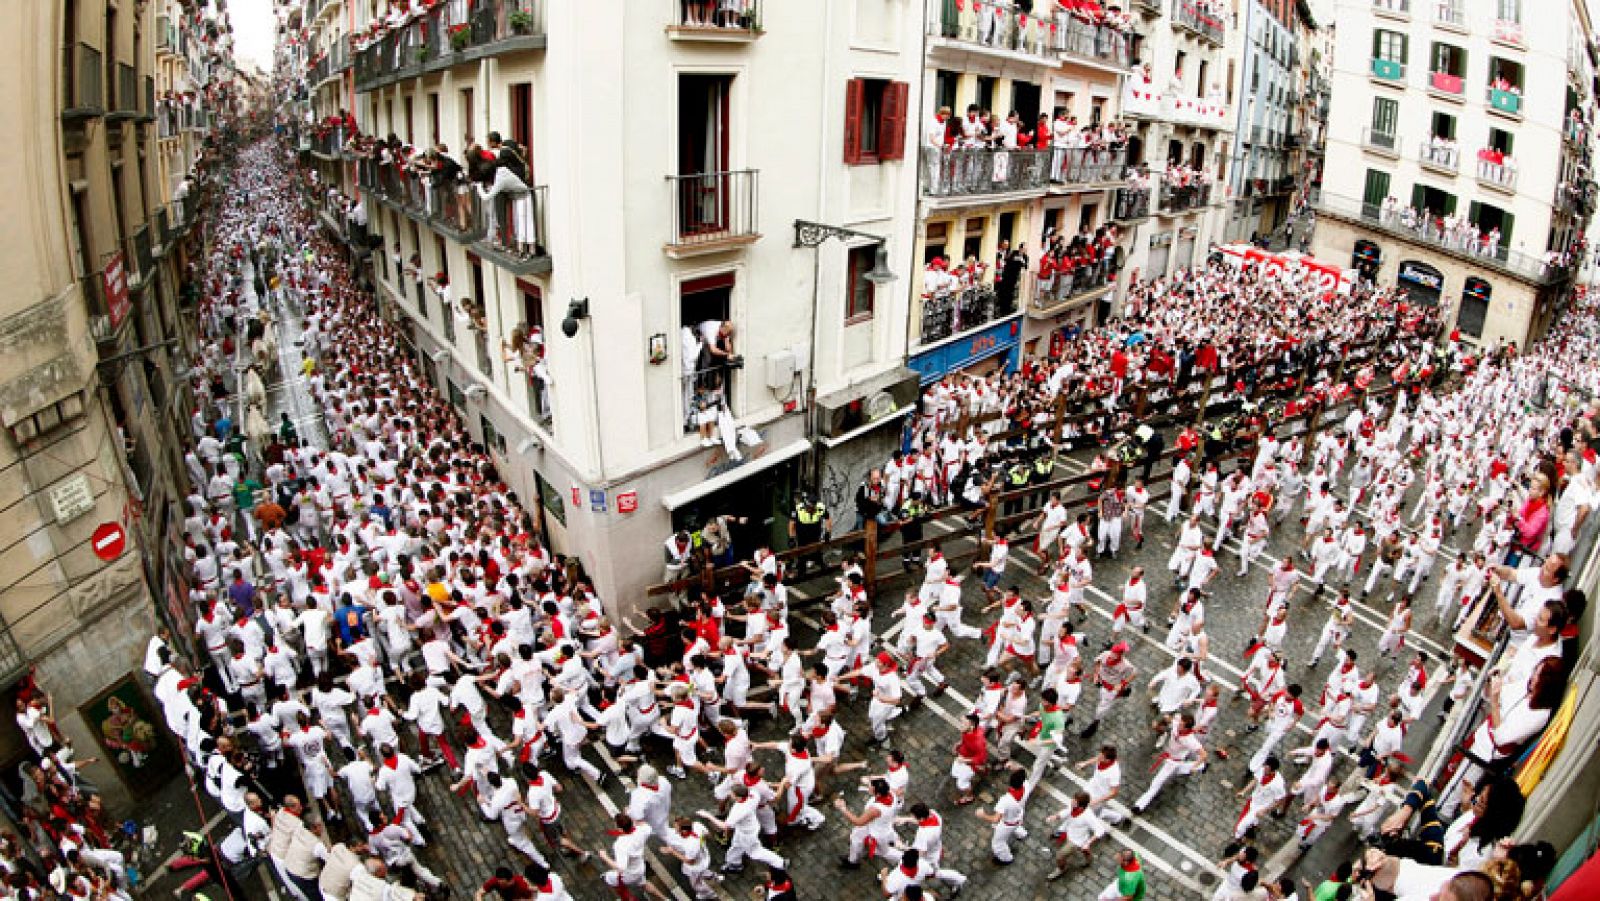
[508, 10, 534, 34]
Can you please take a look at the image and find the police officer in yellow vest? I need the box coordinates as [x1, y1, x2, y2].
[1029, 449, 1056, 511]
[1002, 454, 1031, 518]
[789, 493, 831, 578]
[899, 491, 928, 568]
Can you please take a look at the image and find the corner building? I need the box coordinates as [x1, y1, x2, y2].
[292, 1, 924, 618]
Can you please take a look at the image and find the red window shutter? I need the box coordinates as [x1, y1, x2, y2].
[879, 81, 909, 161]
[843, 79, 865, 165]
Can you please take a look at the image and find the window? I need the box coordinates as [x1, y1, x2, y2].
[1373, 29, 1408, 64]
[459, 87, 475, 143]
[962, 217, 986, 261]
[843, 78, 907, 164]
[536, 472, 567, 527]
[1362, 169, 1391, 211]
[448, 380, 466, 409]
[1371, 96, 1398, 137]
[1430, 111, 1456, 139]
[845, 244, 876, 322]
[975, 76, 995, 114]
[429, 93, 440, 145]
[1431, 43, 1465, 78]
[1496, 0, 1520, 23]
[509, 83, 533, 152]
[404, 96, 415, 144]
[934, 71, 958, 114]
[1488, 127, 1513, 155]
[480, 415, 503, 455]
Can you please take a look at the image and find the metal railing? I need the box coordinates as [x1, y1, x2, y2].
[356, 0, 546, 90]
[1315, 191, 1569, 283]
[1135, 0, 1164, 14]
[474, 330, 493, 376]
[927, 0, 1138, 66]
[1429, 70, 1465, 95]
[1032, 259, 1117, 311]
[428, 181, 487, 241]
[1370, 58, 1407, 81]
[1565, 118, 1591, 147]
[672, 0, 762, 33]
[309, 126, 345, 158]
[668, 170, 759, 248]
[1158, 182, 1211, 213]
[1417, 140, 1459, 171]
[480, 186, 549, 258]
[921, 147, 1126, 198]
[1492, 17, 1523, 44]
[1486, 86, 1523, 116]
[1476, 157, 1518, 190]
[153, 208, 170, 253]
[1173, 0, 1225, 44]
[1362, 127, 1399, 154]
[62, 42, 103, 116]
[1114, 186, 1152, 220]
[919, 285, 1010, 346]
[127, 228, 153, 288]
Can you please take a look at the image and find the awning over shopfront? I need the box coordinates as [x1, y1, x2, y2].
[660, 438, 811, 511]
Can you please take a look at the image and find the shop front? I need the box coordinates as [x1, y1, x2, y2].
[907, 317, 1022, 385]
[1457, 276, 1492, 341]
[1397, 260, 1445, 307]
[1352, 239, 1382, 282]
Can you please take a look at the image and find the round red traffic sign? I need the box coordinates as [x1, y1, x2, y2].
[91, 522, 126, 561]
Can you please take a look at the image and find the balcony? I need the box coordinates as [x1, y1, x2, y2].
[1475, 156, 1517, 193]
[1486, 86, 1523, 118]
[920, 147, 1125, 202]
[1428, 70, 1464, 97]
[107, 63, 138, 122]
[126, 227, 154, 292]
[927, 0, 1138, 69]
[61, 43, 103, 122]
[152, 207, 170, 257]
[361, 157, 552, 273]
[922, 148, 1049, 199]
[1314, 191, 1569, 284]
[1370, 58, 1406, 83]
[1030, 261, 1116, 316]
[1492, 18, 1524, 47]
[309, 126, 346, 160]
[666, 0, 763, 41]
[1372, 0, 1409, 18]
[157, 16, 177, 55]
[1417, 140, 1459, 173]
[354, 0, 546, 93]
[666, 170, 760, 257]
[1565, 117, 1591, 148]
[1173, 0, 1225, 46]
[918, 285, 1015, 347]
[1433, 0, 1465, 30]
[476, 187, 551, 275]
[1114, 186, 1152, 221]
[1362, 127, 1400, 157]
[1158, 182, 1211, 214]
[1135, 0, 1163, 14]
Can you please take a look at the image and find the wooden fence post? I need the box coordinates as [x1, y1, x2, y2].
[1194, 372, 1213, 426]
[864, 519, 879, 595]
[983, 493, 999, 544]
[1051, 392, 1069, 447]
[1134, 383, 1149, 420]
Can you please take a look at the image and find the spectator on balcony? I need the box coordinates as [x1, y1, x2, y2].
[996, 241, 1029, 312]
[468, 140, 538, 257]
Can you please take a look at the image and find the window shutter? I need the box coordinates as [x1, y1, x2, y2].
[879, 81, 909, 161]
[843, 78, 865, 165]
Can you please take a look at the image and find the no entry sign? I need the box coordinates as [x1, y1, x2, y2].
[91, 522, 126, 561]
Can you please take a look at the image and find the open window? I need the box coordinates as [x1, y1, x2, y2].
[843, 78, 908, 165]
[680, 274, 737, 433]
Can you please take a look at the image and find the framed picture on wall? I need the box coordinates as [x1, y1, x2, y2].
[77, 674, 179, 797]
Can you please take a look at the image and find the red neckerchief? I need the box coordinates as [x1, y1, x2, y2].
[1008, 786, 1025, 801]
[920, 813, 941, 828]
[1096, 758, 1116, 770]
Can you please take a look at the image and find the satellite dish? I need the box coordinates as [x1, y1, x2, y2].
[865, 391, 896, 421]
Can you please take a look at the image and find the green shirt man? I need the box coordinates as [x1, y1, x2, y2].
[1109, 850, 1147, 901]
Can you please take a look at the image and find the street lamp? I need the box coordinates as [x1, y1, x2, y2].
[791, 220, 898, 487]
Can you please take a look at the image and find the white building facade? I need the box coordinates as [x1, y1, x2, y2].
[288, 0, 925, 617]
[1312, 0, 1595, 349]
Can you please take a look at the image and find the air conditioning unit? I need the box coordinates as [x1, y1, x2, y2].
[817, 368, 921, 440]
[765, 350, 797, 390]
